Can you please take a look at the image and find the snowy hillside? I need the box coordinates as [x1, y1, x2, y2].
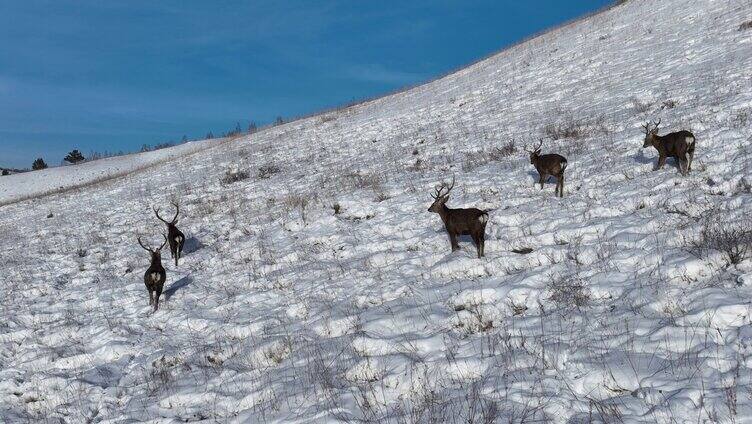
[0, 138, 225, 206]
[2, 0, 752, 422]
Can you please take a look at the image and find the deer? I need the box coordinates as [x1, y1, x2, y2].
[641, 119, 696, 176]
[427, 175, 489, 258]
[138, 235, 167, 312]
[154, 201, 185, 267]
[526, 139, 568, 197]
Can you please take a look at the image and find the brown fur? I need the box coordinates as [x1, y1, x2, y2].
[155, 201, 185, 267]
[428, 176, 488, 258]
[642, 119, 696, 175]
[138, 235, 167, 311]
[527, 140, 568, 197]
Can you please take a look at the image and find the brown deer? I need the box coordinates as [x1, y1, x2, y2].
[526, 139, 567, 197]
[428, 176, 489, 258]
[641, 119, 696, 175]
[154, 201, 185, 267]
[138, 235, 167, 311]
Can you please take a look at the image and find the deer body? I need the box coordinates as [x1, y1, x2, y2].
[155, 202, 185, 267]
[527, 140, 567, 197]
[428, 176, 488, 258]
[138, 236, 167, 311]
[642, 120, 696, 175]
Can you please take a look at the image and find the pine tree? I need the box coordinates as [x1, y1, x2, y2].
[248, 121, 258, 133]
[32, 158, 48, 170]
[64, 149, 85, 164]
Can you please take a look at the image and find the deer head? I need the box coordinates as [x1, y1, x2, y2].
[524, 139, 544, 164]
[428, 175, 455, 213]
[642, 118, 661, 148]
[138, 234, 167, 264]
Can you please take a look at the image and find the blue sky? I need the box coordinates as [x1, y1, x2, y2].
[0, 0, 612, 168]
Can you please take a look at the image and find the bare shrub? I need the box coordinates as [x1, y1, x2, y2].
[493, 139, 518, 158]
[544, 117, 608, 141]
[331, 171, 386, 193]
[258, 163, 281, 179]
[319, 114, 337, 124]
[547, 274, 590, 309]
[661, 99, 677, 109]
[221, 167, 249, 184]
[147, 355, 186, 395]
[631, 97, 653, 113]
[729, 108, 749, 129]
[739, 20, 752, 31]
[374, 191, 390, 202]
[689, 220, 752, 265]
[282, 194, 309, 222]
[461, 140, 518, 172]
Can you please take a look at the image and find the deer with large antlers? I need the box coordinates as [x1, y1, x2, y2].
[154, 201, 185, 267]
[641, 119, 696, 176]
[138, 235, 167, 311]
[526, 139, 568, 197]
[428, 176, 489, 258]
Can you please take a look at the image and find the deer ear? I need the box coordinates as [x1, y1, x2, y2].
[442, 195, 450, 203]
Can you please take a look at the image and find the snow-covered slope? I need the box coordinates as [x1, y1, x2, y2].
[2, 0, 752, 422]
[0, 138, 225, 206]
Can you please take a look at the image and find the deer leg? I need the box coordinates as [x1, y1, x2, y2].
[148, 289, 154, 306]
[558, 174, 564, 197]
[471, 233, 481, 258]
[479, 234, 486, 258]
[688, 151, 694, 172]
[449, 232, 459, 252]
[539, 174, 546, 190]
[656, 155, 667, 170]
[154, 286, 163, 311]
[681, 153, 689, 175]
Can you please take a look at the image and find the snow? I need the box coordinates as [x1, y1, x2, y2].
[0, 138, 225, 206]
[2, 0, 752, 421]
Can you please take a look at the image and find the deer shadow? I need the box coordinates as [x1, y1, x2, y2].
[183, 236, 204, 255]
[164, 276, 192, 301]
[635, 150, 684, 171]
[633, 149, 656, 165]
[527, 169, 558, 185]
[431, 229, 477, 248]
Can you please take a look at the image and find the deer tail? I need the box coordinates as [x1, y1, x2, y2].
[478, 212, 489, 225]
[687, 139, 696, 155]
[560, 159, 568, 172]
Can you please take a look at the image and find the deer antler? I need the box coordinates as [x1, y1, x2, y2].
[432, 174, 456, 199]
[524, 138, 545, 154]
[137, 236, 153, 253]
[652, 118, 661, 131]
[154, 207, 169, 224]
[157, 234, 168, 251]
[641, 122, 651, 134]
[170, 201, 180, 224]
[534, 138, 544, 152]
